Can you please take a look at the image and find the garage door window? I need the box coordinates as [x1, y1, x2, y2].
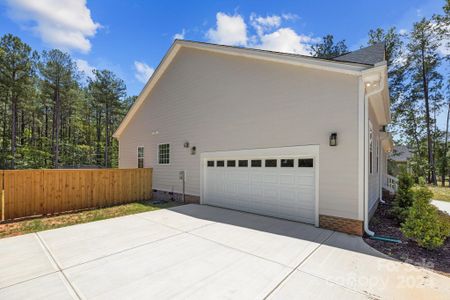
[298, 158, 313, 167]
[251, 160, 262, 167]
[217, 160, 225, 167]
[265, 159, 277, 167]
[207, 160, 214, 167]
[281, 159, 294, 167]
[238, 160, 248, 167]
[227, 160, 236, 167]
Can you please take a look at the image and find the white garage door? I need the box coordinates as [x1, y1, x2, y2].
[202, 147, 317, 224]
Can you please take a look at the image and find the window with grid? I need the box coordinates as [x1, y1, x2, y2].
[137, 146, 144, 168]
[158, 144, 170, 164]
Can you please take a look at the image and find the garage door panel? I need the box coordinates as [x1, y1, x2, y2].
[204, 152, 316, 224]
[296, 176, 314, 186]
[279, 174, 296, 185]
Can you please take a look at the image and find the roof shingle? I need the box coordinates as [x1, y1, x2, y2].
[332, 43, 386, 65]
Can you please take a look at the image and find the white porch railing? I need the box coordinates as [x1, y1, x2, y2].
[385, 175, 398, 193]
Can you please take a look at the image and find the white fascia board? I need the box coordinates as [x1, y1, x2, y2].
[179, 40, 369, 76]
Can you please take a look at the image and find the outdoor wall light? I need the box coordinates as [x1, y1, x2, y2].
[191, 146, 196, 155]
[329, 133, 337, 146]
[184, 141, 190, 148]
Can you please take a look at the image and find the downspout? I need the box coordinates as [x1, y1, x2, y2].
[363, 73, 385, 236]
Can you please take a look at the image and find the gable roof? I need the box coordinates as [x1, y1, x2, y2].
[332, 43, 386, 65]
[113, 40, 385, 138]
[389, 145, 412, 162]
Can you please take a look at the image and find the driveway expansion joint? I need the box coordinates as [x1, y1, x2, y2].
[35, 233, 81, 300]
[263, 230, 336, 299]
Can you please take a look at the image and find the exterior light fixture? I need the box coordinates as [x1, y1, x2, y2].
[184, 141, 189, 148]
[329, 133, 337, 146]
[191, 146, 196, 155]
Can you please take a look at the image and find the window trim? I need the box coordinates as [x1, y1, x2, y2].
[137, 146, 144, 168]
[157, 143, 171, 165]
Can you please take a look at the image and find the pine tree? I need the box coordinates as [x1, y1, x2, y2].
[310, 35, 348, 58]
[0, 34, 37, 168]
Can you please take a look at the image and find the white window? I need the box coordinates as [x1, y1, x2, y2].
[158, 144, 170, 164]
[369, 122, 373, 174]
[137, 146, 144, 168]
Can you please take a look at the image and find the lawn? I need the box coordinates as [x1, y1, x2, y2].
[428, 184, 450, 202]
[0, 201, 181, 239]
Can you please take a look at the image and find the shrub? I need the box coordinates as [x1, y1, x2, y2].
[401, 187, 450, 250]
[390, 171, 414, 222]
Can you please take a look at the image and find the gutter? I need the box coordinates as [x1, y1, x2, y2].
[362, 71, 386, 236]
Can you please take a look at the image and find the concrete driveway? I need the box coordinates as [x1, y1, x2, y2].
[0, 204, 449, 299]
[432, 199, 450, 215]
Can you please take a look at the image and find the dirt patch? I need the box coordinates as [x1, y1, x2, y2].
[364, 193, 450, 276]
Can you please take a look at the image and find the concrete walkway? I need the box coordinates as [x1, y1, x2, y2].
[432, 199, 450, 215]
[0, 204, 449, 299]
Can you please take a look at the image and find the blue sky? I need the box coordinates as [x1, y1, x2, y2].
[0, 1, 446, 103]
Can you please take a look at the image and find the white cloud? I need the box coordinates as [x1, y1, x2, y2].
[173, 29, 186, 40]
[206, 12, 247, 46]
[205, 12, 317, 55]
[134, 61, 154, 84]
[281, 13, 299, 21]
[75, 59, 95, 78]
[6, 0, 100, 53]
[256, 28, 317, 55]
[399, 28, 408, 35]
[250, 14, 281, 36]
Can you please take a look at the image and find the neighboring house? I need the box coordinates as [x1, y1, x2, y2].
[388, 145, 412, 176]
[113, 40, 393, 236]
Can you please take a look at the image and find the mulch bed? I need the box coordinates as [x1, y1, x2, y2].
[363, 192, 450, 276]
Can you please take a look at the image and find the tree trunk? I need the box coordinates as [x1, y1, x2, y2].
[2, 99, 8, 168]
[96, 108, 102, 166]
[443, 100, 450, 187]
[104, 102, 110, 168]
[20, 109, 25, 146]
[11, 94, 18, 169]
[31, 111, 36, 147]
[421, 46, 436, 185]
[52, 88, 61, 168]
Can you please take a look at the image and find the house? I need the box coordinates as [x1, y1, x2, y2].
[388, 145, 412, 176]
[113, 40, 393, 236]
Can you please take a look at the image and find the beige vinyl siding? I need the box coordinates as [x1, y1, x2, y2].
[119, 47, 361, 220]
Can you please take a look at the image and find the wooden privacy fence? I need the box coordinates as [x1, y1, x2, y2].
[0, 168, 152, 221]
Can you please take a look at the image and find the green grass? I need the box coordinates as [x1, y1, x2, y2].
[428, 184, 450, 202]
[0, 201, 181, 239]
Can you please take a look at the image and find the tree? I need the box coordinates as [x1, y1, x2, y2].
[0, 34, 37, 168]
[391, 170, 415, 222]
[39, 50, 77, 168]
[367, 28, 406, 107]
[310, 34, 348, 58]
[404, 18, 444, 184]
[88, 70, 126, 167]
[442, 86, 450, 186]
